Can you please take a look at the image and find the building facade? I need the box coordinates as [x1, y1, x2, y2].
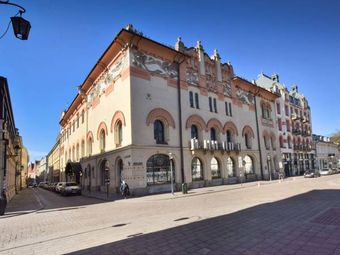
[37, 156, 48, 182]
[57, 26, 283, 197]
[47, 138, 61, 183]
[0, 77, 22, 204]
[313, 135, 340, 170]
[256, 73, 314, 176]
[20, 146, 29, 188]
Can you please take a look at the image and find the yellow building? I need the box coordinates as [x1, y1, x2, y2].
[47, 138, 60, 183]
[20, 146, 29, 189]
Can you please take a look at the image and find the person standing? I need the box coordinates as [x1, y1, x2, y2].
[120, 180, 130, 199]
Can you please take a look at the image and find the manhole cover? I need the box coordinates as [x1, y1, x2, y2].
[311, 208, 340, 226]
[174, 217, 190, 221]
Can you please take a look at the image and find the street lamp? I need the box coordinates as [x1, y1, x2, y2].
[168, 153, 174, 195]
[0, 1, 31, 40]
[267, 155, 272, 181]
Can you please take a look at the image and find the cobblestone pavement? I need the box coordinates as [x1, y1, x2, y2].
[1, 176, 340, 254]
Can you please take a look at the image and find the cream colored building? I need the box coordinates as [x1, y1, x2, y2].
[256, 73, 314, 176]
[47, 138, 60, 183]
[20, 146, 29, 189]
[58, 26, 282, 196]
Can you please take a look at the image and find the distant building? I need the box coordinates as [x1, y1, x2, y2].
[47, 137, 60, 183]
[256, 73, 314, 176]
[27, 161, 39, 183]
[20, 146, 29, 188]
[313, 135, 340, 170]
[37, 156, 48, 182]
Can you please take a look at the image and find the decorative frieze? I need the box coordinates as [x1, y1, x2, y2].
[236, 87, 255, 105]
[130, 49, 178, 80]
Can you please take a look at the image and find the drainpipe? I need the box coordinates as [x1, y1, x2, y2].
[176, 61, 185, 184]
[253, 92, 264, 180]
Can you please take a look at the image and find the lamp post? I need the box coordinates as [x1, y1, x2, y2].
[0, 0, 31, 40]
[267, 155, 272, 181]
[168, 153, 174, 195]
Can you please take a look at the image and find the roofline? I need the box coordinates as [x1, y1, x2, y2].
[233, 76, 280, 99]
[60, 28, 188, 125]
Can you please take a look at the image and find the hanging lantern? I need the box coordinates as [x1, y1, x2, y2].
[10, 15, 31, 40]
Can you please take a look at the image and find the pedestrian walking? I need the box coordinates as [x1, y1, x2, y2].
[120, 180, 130, 199]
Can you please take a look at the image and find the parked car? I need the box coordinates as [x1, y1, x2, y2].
[304, 170, 320, 178]
[55, 182, 66, 193]
[60, 182, 81, 196]
[320, 169, 332, 176]
[38, 182, 48, 188]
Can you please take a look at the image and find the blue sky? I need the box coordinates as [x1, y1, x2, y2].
[1, 0, 339, 161]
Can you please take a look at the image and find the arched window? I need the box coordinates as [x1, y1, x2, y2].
[211, 157, 221, 179]
[191, 125, 198, 139]
[279, 136, 284, 148]
[192, 157, 203, 181]
[226, 157, 236, 177]
[76, 144, 79, 161]
[271, 136, 276, 150]
[245, 133, 252, 149]
[264, 136, 270, 150]
[100, 160, 109, 186]
[226, 130, 233, 143]
[154, 120, 165, 144]
[244, 155, 254, 174]
[288, 136, 292, 148]
[210, 128, 216, 141]
[100, 129, 106, 152]
[81, 140, 85, 157]
[115, 120, 123, 146]
[87, 138, 92, 156]
[72, 147, 75, 161]
[146, 154, 173, 185]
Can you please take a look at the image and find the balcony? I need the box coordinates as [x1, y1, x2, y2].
[292, 129, 302, 135]
[190, 139, 241, 152]
[291, 113, 297, 120]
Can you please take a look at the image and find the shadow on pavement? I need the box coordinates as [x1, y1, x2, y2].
[66, 189, 340, 255]
[3, 187, 112, 216]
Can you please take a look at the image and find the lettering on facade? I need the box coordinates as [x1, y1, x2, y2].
[132, 162, 143, 166]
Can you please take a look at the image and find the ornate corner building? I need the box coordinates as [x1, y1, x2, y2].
[256, 73, 315, 177]
[57, 25, 286, 196]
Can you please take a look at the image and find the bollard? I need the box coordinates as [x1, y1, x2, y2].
[257, 181, 260, 187]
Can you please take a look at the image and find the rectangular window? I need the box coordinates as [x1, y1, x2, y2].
[81, 110, 84, 124]
[286, 120, 290, 132]
[189, 91, 194, 108]
[195, 93, 199, 109]
[213, 98, 217, 113]
[76, 114, 79, 128]
[225, 102, 229, 116]
[229, 103, 232, 116]
[276, 103, 281, 115]
[72, 121, 75, 132]
[285, 105, 289, 116]
[278, 118, 282, 131]
[209, 97, 213, 112]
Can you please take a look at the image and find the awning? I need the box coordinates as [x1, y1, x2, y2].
[65, 162, 82, 175]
